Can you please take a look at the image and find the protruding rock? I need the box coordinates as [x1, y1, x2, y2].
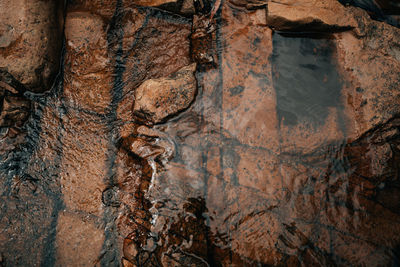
[124, 136, 165, 159]
[0, 89, 30, 128]
[0, 0, 65, 92]
[267, 0, 358, 31]
[133, 63, 197, 125]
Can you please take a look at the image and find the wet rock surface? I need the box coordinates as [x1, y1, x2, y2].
[133, 63, 197, 124]
[0, 0, 400, 266]
[0, 0, 65, 93]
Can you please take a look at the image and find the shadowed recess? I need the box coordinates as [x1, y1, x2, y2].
[271, 33, 343, 127]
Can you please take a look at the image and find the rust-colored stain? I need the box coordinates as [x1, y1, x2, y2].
[0, 0, 400, 266]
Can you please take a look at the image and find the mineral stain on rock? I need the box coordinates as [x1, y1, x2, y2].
[0, 0, 400, 266]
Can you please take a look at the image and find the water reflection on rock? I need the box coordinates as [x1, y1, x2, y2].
[0, 0, 399, 266]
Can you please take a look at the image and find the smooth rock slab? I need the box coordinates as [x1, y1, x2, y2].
[133, 63, 197, 125]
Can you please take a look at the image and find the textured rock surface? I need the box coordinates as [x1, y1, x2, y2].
[267, 0, 358, 31]
[133, 63, 197, 124]
[0, 90, 30, 128]
[336, 7, 400, 141]
[0, 0, 399, 266]
[0, 0, 64, 93]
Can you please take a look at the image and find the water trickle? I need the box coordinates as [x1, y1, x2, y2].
[0, 0, 400, 266]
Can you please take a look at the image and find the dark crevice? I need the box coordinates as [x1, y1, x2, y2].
[338, 0, 400, 27]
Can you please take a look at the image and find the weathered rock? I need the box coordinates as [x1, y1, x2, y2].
[0, 0, 65, 92]
[0, 86, 31, 129]
[55, 211, 105, 267]
[133, 63, 197, 124]
[123, 136, 165, 159]
[116, 7, 192, 124]
[0, 0, 399, 265]
[335, 7, 400, 141]
[67, 0, 117, 21]
[54, 3, 119, 265]
[133, 0, 178, 7]
[267, 0, 358, 31]
[63, 11, 113, 114]
[191, 15, 218, 66]
[339, 0, 400, 27]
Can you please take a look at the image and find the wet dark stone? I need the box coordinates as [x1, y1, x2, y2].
[0, 89, 31, 129]
[102, 187, 121, 207]
[191, 15, 218, 67]
[271, 33, 343, 127]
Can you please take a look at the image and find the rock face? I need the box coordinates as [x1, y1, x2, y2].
[0, 91, 30, 128]
[0, 0, 400, 266]
[336, 7, 400, 141]
[0, 0, 65, 93]
[133, 63, 197, 124]
[267, 0, 358, 31]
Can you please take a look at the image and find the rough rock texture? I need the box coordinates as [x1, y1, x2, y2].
[133, 63, 197, 124]
[0, 0, 65, 93]
[0, 90, 30, 128]
[54, 3, 118, 265]
[267, 0, 358, 31]
[335, 7, 400, 141]
[0, 0, 400, 266]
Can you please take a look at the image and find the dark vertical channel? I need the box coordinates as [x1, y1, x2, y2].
[40, 41, 68, 267]
[101, 0, 125, 265]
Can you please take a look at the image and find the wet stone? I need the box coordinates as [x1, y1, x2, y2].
[102, 187, 121, 207]
[0, 91, 31, 129]
[0, 0, 64, 92]
[191, 15, 217, 66]
[0, 0, 400, 265]
[266, 0, 357, 31]
[133, 63, 197, 125]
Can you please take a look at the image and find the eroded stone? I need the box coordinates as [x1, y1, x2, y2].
[0, 90, 31, 129]
[335, 7, 400, 141]
[267, 0, 358, 31]
[133, 63, 197, 125]
[0, 0, 64, 92]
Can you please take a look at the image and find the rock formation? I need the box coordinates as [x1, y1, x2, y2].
[0, 0, 399, 266]
[0, 0, 65, 93]
[133, 63, 197, 124]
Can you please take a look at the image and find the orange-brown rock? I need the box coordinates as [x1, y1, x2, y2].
[67, 0, 117, 21]
[55, 211, 105, 266]
[54, 3, 118, 265]
[63, 11, 113, 114]
[0, 0, 400, 266]
[267, 0, 358, 31]
[133, 63, 197, 125]
[0, 0, 64, 92]
[335, 7, 400, 141]
[116, 7, 191, 124]
[0, 90, 30, 128]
